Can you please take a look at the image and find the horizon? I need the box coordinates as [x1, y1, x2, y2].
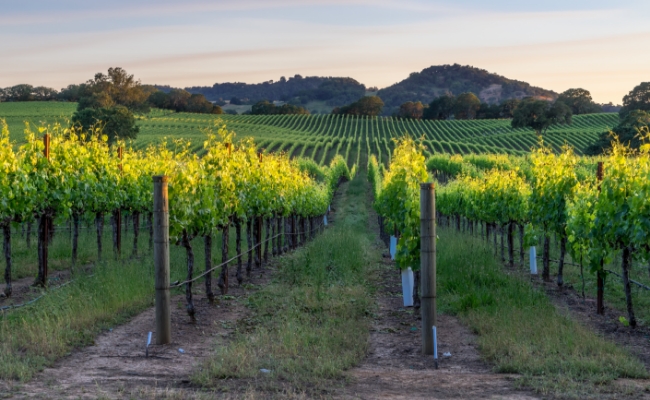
[3, 0, 650, 104]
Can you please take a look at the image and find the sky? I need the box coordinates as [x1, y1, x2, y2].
[2, 0, 649, 104]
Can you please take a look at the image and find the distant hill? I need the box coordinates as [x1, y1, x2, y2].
[377, 64, 558, 114]
[182, 75, 366, 108]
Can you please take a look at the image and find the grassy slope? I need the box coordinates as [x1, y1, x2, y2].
[0, 102, 617, 160]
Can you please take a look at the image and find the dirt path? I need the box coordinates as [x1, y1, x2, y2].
[335, 254, 539, 400]
[335, 193, 539, 400]
[6, 266, 275, 399]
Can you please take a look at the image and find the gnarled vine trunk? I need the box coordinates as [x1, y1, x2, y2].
[235, 218, 243, 285]
[621, 246, 637, 327]
[542, 236, 550, 282]
[557, 235, 567, 287]
[181, 231, 196, 321]
[95, 213, 104, 262]
[246, 219, 253, 277]
[3, 224, 12, 297]
[204, 235, 214, 303]
[218, 223, 230, 294]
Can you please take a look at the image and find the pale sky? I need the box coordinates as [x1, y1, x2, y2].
[2, 0, 649, 104]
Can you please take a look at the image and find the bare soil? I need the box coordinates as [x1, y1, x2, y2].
[335, 254, 539, 400]
[4, 266, 275, 399]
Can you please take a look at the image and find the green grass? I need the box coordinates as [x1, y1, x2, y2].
[437, 227, 648, 398]
[193, 173, 378, 391]
[0, 258, 153, 381]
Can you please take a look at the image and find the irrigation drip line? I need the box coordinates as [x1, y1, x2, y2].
[0, 279, 76, 312]
[604, 269, 650, 291]
[168, 219, 326, 289]
[535, 257, 581, 267]
[531, 256, 650, 291]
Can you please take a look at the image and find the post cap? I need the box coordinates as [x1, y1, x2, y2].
[420, 182, 435, 189]
[153, 175, 169, 183]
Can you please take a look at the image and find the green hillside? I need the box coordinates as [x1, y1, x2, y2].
[0, 102, 617, 167]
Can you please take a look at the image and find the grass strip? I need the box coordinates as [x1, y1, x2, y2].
[193, 174, 378, 390]
[437, 228, 648, 397]
[0, 259, 153, 381]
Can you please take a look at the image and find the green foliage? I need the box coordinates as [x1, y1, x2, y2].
[71, 106, 139, 143]
[332, 96, 384, 117]
[556, 88, 602, 115]
[77, 67, 151, 114]
[374, 137, 428, 270]
[251, 100, 309, 115]
[512, 98, 572, 136]
[149, 89, 221, 114]
[586, 110, 650, 155]
[396, 101, 424, 119]
[528, 144, 578, 236]
[423, 94, 455, 120]
[453, 92, 481, 120]
[620, 82, 650, 117]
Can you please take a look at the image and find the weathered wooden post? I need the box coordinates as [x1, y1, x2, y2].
[420, 182, 436, 360]
[153, 176, 171, 344]
[42, 133, 51, 286]
[116, 146, 123, 257]
[596, 162, 605, 315]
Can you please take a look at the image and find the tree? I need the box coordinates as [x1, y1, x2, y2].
[251, 100, 276, 115]
[58, 84, 86, 102]
[186, 94, 215, 113]
[397, 101, 424, 119]
[453, 92, 481, 119]
[251, 100, 309, 115]
[556, 88, 602, 115]
[7, 84, 36, 101]
[585, 110, 650, 155]
[620, 82, 650, 117]
[511, 98, 572, 136]
[72, 106, 139, 143]
[332, 96, 383, 116]
[476, 103, 500, 119]
[148, 91, 171, 109]
[423, 94, 455, 120]
[499, 99, 520, 118]
[78, 67, 150, 114]
[168, 89, 192, 111]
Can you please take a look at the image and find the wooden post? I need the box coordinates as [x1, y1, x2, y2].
[596, 162, 604, 315]
[43, 134, 50, 285]
[116, 147, 123, 257]
[43, 133, 50, 160]
[153, 176, 171, 345]
[420, 183, 436, 358]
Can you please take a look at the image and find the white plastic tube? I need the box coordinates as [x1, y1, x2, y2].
[401, 267, 414, 307]
[433, 326, 438, 366]
[323, 215, 328, 226]
[389, 235, 397, 260]
[146, 331, 152, 357]
[529, 246, 537, 275]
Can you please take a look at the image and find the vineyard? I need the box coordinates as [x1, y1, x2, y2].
[0, 102, 618, 168]
[3, 101, 650, 397]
